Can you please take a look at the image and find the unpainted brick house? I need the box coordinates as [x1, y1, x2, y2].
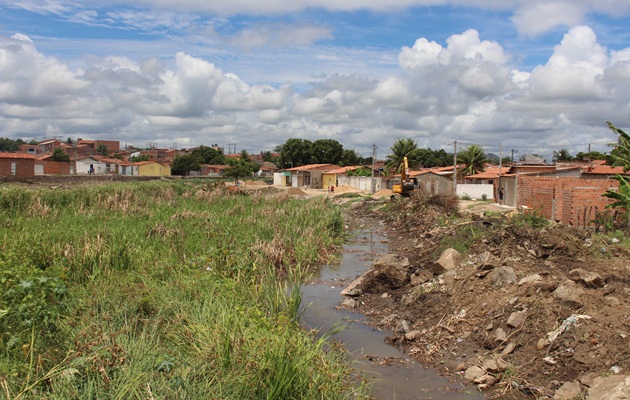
[0, 152, 36, 178]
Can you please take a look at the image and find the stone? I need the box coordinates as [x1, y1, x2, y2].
[482, 357, 509, 373]
[404, 330, 423, 341]
[553, 280, 585, 307]
[432, 248, 462, 275]
[339, 298, 357, 308]
[410, 269, 432, 286]
[588, 375, 630, 400]
[605, 296, 621, 306]
[537, 338, 548, 350]
[507, 311, 527, 329]
[518, 273, 542, 286]
[569, 268, 605, 288]
[490, 266, 516, 287]
[477, 251, 500, 270]
[341, 253, 410, 296]
[455, 362, 467, 372]
[501, 342, 517, 355]
[554, 381, 582, 400]
[464, 366, 485, 382]
[494, 327, 507, 342]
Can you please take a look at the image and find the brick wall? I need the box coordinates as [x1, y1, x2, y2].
[0, 159, 35, 177]
[41, 160, 72, 175]
[518, 176, 619, 226]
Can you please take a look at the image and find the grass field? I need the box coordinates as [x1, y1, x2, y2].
[0, 181, 369, 399]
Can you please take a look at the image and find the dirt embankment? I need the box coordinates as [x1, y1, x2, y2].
[344, 195, 629, 399]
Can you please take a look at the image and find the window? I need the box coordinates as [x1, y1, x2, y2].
[11, 162, 16, 176]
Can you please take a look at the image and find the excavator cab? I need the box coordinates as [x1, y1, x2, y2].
[392, 156, 416, 197]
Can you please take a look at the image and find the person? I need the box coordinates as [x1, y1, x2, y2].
[89, 164, 94, 175]
[498, 187, 504, 205]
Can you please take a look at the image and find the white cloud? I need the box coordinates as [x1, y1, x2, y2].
[511, 2, 587, 36]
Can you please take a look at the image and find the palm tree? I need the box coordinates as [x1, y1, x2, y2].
[386, 138, 418, 171]
[457, 144, 488, 176]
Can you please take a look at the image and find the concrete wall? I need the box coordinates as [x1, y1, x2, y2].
[456, 183, 494, 200]
[337, 175, 384, 192]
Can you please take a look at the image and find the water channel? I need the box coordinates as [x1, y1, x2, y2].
[300, 225, 487, 400]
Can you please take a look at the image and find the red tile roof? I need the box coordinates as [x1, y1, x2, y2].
[583, 165, 630, 175]
[285, 164, 337, 171]
[0, 152, 36, 159]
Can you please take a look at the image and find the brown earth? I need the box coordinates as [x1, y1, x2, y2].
[344, 194, 629, 399]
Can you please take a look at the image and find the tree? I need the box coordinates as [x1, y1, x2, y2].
[386, 138, 418, 171]
[409, 148, 451, 168]
[554, 149, 573, 162]
[224, 158, 258, 182]
[191, 146, 226, 165]
[51, 148, 70, 162]
[96, 143, 110, 157]
[129, 154, 151, 162]
[312, 139, 343, 164]
[457, 145, 489, 176]
[279, 138, 313, 168]
[66, 137, 73, 145]
[0, 138, 21, 152]
[171, 155, 201, 176]
[339, 149, 364, 166]
[603, 122, 630, 229]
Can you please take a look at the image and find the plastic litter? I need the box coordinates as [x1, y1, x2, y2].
[546, 314, 591, 345]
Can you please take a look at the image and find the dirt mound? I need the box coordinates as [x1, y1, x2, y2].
[374, 189, 393, 197]
[287, 187, 307, 196]
[333, 185, 361, 194]
[244, 180, 268, 186]
[346, 197, 630, 399]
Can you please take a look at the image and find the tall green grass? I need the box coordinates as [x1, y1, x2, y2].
[0, 182, 366, 399]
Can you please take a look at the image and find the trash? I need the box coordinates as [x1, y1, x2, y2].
[610, 366, 622, 374]
[543, 356, 557, 365]
[545, 314, 591, 345]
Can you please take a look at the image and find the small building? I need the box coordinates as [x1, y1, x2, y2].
[0, 152, 36, 178]
[35, 154, 74, 175]
[120, 161, 171, 177]
[283, 164, 338, 188]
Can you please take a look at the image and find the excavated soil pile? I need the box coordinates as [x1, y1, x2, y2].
[345, 196, 630, 399]
[243, 180, 268, 186]
[333, 185, 361, 194]
[287, 187, 307, 196]
[374, 189, 393, 197]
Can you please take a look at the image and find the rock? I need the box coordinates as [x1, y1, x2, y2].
[404, 330, 423, 341]
[341, 254, 409, 296]
[554, 381, 582, 400]
[432, 248, 462, 275]
[490, 267, 516, 287]
[482, 357, 508, 373]
[588, 375, 630, 400]
[410, 269, 432, 286]
[494, 327, 507, 342]
[518, 273, 542, 286]
[455, 362, 467, 372]
[394, 319, 411, 334]
[537, 338, 548, 350]
[477, 251, 500, 270]
[605, 296, 621, 306]
[501, 342, 517, 355]
[507, 311, 527, 329]
[464, 366, 485, 382]
[339, 298, 357, 308]
[569, 268, 605, 288]
[552, 280, 585, 307]
[378, 314, 409, 333]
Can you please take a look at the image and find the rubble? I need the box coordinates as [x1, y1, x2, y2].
[345, 195, 630, 398]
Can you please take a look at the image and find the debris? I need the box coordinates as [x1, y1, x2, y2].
[490, 266, 516, 287]
[431, 248, 462, 275]
[568, 268, 605, 288]
[553, 381, 582, 400]
[464, 366, 486, 382]
[545, 314, 591, 345]
[552, 281, 586, 306]
[518, 273, 542, 286]
[588, 375, 630, 400]
[507, 311, 527, 329]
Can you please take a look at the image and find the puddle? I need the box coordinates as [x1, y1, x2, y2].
[300, 227, 486, 400]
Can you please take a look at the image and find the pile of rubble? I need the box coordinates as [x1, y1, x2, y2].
[343, 197, 630, 399]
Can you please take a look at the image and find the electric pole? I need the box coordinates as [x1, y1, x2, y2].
[453, 141, 457, 195]
[370, 144, 377, 194]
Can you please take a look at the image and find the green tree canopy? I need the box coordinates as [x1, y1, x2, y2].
[0, 138, 22, 152]
[129, 154, 151, 162]
[554, 148, 573, 162]
[191, 146, 226, 165]
[171, 154, 201, 176]
[96, 143, 110, 157]
[386, 138, 419, 171]
[311, 139, 343, 164]
[279, 138, 313, 168]
[224, 158, 258, 182]
[457, 144, 489, 176]
[339, 149, 365, 166]
[603, 122, 630, 228]
[409, 148, 451, 168]
[52, 148, 70, 162]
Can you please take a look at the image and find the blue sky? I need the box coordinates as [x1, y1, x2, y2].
[1, 0, 630, 159]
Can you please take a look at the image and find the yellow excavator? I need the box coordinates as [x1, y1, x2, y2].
[392, 156, 417, 197]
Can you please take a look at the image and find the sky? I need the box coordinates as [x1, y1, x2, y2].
[1, 1, 630, 160]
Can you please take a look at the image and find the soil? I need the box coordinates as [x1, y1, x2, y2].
[342, 195, 630, 399]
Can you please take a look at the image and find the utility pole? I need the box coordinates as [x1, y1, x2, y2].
[498, 143, 503, 203]
[453, 141, 457, 195]
[370, 144, 377, 194]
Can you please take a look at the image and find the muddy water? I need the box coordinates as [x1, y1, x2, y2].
[300, 227, 486, 400]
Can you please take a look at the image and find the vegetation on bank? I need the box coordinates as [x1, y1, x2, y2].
[0, 182, 368, 399]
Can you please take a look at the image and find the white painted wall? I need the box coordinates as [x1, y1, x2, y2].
[456, 183, 494, 200]
[337, 176, 384, 192]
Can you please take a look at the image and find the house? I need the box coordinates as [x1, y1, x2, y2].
[35, 154, 74, 175]
[0, 152, 36, 178]
[75, 156, 117, 175]
[120, 161, 171, 177]
[281, 164, 338, 188]
[580, 164, 630, 179]
[199, 164, 230, 177]
[76, 139, 120, 153]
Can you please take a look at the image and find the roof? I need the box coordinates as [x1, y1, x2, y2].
[285, 163, 338, 172]
[325, 165, 366, 174]
[582, 165, 630, 175]
[0, 152, 36, 160]
[465, 166, 504, 180]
